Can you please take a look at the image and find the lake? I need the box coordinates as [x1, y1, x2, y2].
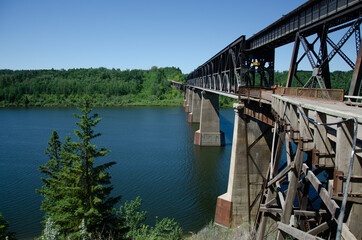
[0, 107, 235, 239]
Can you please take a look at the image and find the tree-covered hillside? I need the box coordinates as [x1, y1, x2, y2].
[0, 68, 354, 107]
[0, 67, 186, 107]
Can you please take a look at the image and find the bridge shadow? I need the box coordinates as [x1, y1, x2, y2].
[219, 111, 234, 146]
[181, 109, 233, 231]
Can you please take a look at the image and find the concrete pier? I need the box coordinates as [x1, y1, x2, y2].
[188, 89, 202, 123]
[185, 88, 193, 113]
[194, 91, 225, 146]
[215, 103, 272, 226]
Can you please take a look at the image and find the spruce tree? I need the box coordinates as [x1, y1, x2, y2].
[71, 99, 120, 234]
[37, 130, 63, 220]
[38, 100, 120, 238]
[0, 211, 16, 239]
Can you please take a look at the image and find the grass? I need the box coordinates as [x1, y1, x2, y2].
[186, 222, 251, 240]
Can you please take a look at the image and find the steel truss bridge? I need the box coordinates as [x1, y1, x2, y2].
[186, 0, 362, 97]
[175, 1, 362, 240]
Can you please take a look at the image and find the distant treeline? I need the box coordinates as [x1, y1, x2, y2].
[0, 68, 354, 107]
[0, 67, 186, 107]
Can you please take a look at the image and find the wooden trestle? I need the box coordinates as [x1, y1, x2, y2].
[254, 94, 362, 240]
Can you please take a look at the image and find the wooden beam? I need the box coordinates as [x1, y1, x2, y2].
[278, 222, 324, 240]
[281, 141, 304, 224]
[313, 111, 335, 167]
[302, 164, 340, 219]
[276, 181, 285, 210]
[299, 107, 313, 150]
[268, 164, 293, 187]
[260, 206, 327, 216]
[342, 223, 358, 240]
[307, 222, 330, 236]
[265, 197, 277, 207]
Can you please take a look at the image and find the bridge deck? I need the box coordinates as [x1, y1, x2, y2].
[273, 94, 362, 123]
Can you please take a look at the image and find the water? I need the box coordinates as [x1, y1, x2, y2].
[0, 107, 235, 239]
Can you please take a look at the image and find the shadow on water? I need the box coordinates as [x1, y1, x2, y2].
[179, 108, 234, 231]
[220, 111, 234, 146]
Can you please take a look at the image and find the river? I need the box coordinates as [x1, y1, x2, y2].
[0, 107, 234, 239]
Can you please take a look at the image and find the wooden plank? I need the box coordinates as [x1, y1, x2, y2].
[260, 206, 327, 216]
[278, 222, 324, 240]
[276, 181, 285, 210]
[342, 223, 358, 240]
[285, 133, 293, 182]
[307, 222, 330, 236]
[299, 107, 313, 150]
[268, 164, 293, 187]
[313, 111, 335, 167]
[335, 119, 361, 196]
[257, 129, 285, 240]
[264, 197, 277, 207]
[289, 104, 299, 138]
[281, 142, 304, 224]
[302, 164, 340, 219]
[260, 206, 282, 214]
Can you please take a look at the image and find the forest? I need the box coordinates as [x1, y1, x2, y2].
[0, 67, 186, 107]
[0, 68, 355, 108]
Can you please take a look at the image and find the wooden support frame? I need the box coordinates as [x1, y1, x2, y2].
[278, 222, 325, 240]
[260, 94, 362, 239]
[302, 164, 340, 219]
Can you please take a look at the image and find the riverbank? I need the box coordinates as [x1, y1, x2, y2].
[0, 93, 237, 108]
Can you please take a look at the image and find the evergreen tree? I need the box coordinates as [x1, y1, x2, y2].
[71, 99, 120, 234]
[0, 211, 16, 240]
[38, 100, 121, 238]
[37, 130, 63, 219]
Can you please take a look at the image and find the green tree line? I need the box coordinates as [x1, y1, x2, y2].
[274, 70, 354, 92]
[0, 68, 354, 108]
[0, 67, 186, 107]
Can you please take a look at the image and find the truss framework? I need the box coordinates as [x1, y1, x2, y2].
[254, 96, 361, 240]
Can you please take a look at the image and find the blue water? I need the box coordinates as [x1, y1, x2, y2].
[0, 107, 235, 239]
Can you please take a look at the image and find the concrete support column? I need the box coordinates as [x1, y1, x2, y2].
[184, 88, 191, 112]
[194, 91, 225, 146]
[215, 103, 271, 227]
[188, 89, 202, 123]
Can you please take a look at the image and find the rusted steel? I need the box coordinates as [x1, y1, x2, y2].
[187, 0, 361, 94]
[276, 87, 345, 101]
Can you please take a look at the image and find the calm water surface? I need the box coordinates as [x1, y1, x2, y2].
[0, 107, 234, 239]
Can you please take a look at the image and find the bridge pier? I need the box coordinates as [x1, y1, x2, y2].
[188, 89, 201, 123]
[184, 88, 193, 113]
[194, 91, 225, 146]
[215, 102, 272, 227]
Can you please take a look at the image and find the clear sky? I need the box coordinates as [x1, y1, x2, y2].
[0, 0, 357, 74]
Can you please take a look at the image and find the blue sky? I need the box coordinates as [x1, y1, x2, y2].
[0, 0, 358, 73]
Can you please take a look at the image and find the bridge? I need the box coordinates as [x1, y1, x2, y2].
[173, 0, 362, 239]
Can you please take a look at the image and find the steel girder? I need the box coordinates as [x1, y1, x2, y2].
[187, 0, 362, 97]
[286, 17, 361, 91]
[186, 36, 275, 94]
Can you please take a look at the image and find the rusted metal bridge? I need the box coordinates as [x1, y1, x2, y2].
[173, 0, 362, 239]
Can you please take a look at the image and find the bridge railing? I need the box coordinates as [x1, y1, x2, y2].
[274, 87, 345, 102]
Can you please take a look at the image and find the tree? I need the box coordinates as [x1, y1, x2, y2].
[37, 131, 62, 216]
[71, 99, 120, 234]
[0, 211, 16, 240]
[37, 99, 121, 238]
[118, 197, 182, 240]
